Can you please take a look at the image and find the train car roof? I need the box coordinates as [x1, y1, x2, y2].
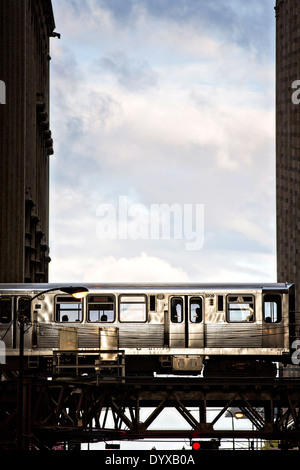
[0, 282, 293, 292]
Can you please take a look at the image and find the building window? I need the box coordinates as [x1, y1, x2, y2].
[227, 295, 254, 322]
[0, 297, 12, 323]
[171, 297, 183, 323]
[88, 295, 115, 322]
[263, 294, 282, 323]
[56, 296, 82, 322]
[190, 297, 202, 323]
[119, 295, 147, 322]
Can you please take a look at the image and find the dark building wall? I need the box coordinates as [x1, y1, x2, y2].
[0, 0, 55, 282]
[275, 0, 300, 314]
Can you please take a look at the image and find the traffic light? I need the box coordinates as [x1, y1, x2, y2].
[191, 440, 220, 450]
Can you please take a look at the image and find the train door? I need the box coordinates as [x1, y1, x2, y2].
[169, 296, 185, 348]
[0, 295, 31, 351]
[169, 296, 204, 348]
[188, 296, 204, 348]
[0, 296, 13, 349]
[262, 293, 284, 348]
[15, 296, 32, 349]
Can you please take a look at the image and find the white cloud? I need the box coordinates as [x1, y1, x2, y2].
[49, 252, 190, 283]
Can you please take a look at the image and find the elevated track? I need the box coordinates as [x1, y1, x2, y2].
[1, 372, 300, 450]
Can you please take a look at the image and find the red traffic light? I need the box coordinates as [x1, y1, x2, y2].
[191, 440, 219, 450]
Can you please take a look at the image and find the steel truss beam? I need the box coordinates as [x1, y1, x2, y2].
[1, 376, 300, 449]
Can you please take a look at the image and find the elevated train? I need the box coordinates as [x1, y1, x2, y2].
[0, 282, 296, 377]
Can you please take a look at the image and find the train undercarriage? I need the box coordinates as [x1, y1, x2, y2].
[1, 349, 286, 381]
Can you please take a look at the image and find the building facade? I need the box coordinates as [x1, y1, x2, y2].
[0, 0, 57, 282]
[275, 0, 300, 316]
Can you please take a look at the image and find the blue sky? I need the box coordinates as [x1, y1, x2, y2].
[49, 0, 277, 284]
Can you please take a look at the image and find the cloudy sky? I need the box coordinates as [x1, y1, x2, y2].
[49, 0, 277, 284]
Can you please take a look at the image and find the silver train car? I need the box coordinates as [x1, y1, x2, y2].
[0, 282, 296, 377]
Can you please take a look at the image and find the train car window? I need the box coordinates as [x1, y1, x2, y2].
[190, 297, 202, 323]
[0, 297, 12, 323]
[217, 295, 224, 311]
[119, 295, 146, 322]
[56, 296, 82, 322]
[171, 297, 183, 323]
[149, 295, 156, 312]
[18, 297, 31, 322]
[88, 295, 115, 322]
[263, 294, 282, 323]
[227, 295, 254, 322]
